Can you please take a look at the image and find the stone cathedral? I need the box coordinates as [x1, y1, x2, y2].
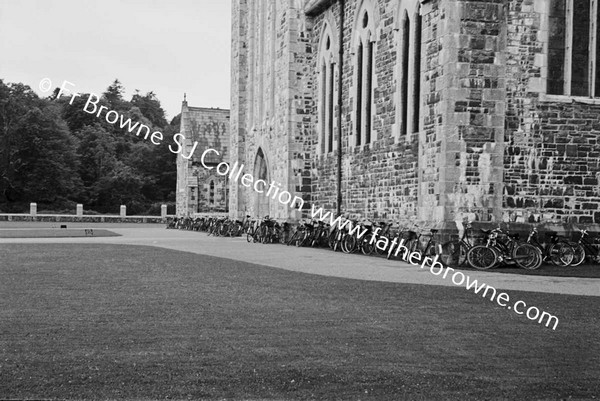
[228, 0, 600, 231]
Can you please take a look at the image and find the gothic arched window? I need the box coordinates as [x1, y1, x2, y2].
[318, 20, 338, 154]
[353, 1, 378, 147]
[395, 1, 422, 139]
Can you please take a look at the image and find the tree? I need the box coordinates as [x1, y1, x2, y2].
[131, 90, 168, 127]
[60, 92, 112, 133]
[0, 80, 31, 202]
[1, 78, 179, 213]
[0, 80, 80, 206]
[102, 79, 127, 111]
[76, 124, 118, 203]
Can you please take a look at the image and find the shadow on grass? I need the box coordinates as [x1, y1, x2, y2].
[0, 243, 598, 400]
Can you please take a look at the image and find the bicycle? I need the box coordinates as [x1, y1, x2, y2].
[387, 224, 441, 265]
[359, 220, 393, 256]
[570, 228, 600, 266]
[253, 216, 279, 244]
[340, 219, 361, 254]
[526, 227, 574, 266]
[327, 214, 348, 252]
[288, 220, 315, 247]
[411, 227, 442, 266]
[371, 221, 394, 256]
[386, 226, 416, 260]
[440, 222, 475, 267]
[310, 221, 330, 247]
[467, 228, 542, 270]
[246, 218, 258, 242]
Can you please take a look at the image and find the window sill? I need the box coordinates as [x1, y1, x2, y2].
[316, 151, 337, 158]
[539, 93, 600, 105]
[350, 143, 373, 152]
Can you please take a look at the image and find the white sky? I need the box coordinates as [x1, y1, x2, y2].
[0, 0, 231, 122]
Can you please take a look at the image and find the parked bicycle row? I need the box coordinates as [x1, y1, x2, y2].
[165, 216, 600, 270]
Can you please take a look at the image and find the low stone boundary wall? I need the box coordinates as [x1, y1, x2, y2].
[0, 214, 170, 224]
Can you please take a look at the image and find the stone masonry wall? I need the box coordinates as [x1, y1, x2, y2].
[230, 0, 313, 221]
[176, 104, 230, 215]
[503, 0, 600, 225]
[229, 0, 248, 220]
[229, 0, 600, 229]
[308, 0, 425, 223]
[440, 0, 506, 225]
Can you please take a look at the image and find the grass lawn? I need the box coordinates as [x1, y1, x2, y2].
[0, 244, 598, 400]
[0, 229, 120, 238]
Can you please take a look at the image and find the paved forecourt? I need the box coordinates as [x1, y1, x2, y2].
[0, 223, 598, 297]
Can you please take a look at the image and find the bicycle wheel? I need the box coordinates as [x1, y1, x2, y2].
[297, 230, 309, 247]
[278, 228, 287, 244]
[219, 223, 229, 237]
[440, 241, 468, 267]
[287, 229, 301, 246]
[387, 237, 400, 259]
[374, 235, 391, 256]
[310, 229, 321, 248]
[254, 226, 264, 243]
[342, 234, 357, 254]
[513, 243, 542, 269]
[547, 241, 574, 266]
[246, 227, 255, 243]
[570, 243, 586, 266]
[422, 242, 440, 266]
[467, 245, 498, 270]
[361, 236, 376, 255]
[260, 226, 270, 244]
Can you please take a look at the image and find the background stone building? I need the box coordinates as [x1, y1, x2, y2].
[230, 0, 600, 229]
[176, 100, 230, 216]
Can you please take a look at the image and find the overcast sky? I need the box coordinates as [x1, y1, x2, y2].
[0, 0, 231, 121]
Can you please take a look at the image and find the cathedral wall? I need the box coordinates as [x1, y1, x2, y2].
[229, 0, 600, 230]
[231, 0, 314, 221]
[502, 0, 600, 225]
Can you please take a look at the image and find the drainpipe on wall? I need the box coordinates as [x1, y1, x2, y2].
[336, 0, 345, 216]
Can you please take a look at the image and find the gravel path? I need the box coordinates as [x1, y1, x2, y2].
[1, 223, 598, 296]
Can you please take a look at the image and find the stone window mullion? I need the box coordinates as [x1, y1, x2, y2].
[564, 0, 573, 95]
[356, 41, 364, 146]
[412, 11, 422, 134]
[401, 15, 410, 137]
[591, 0, 599, 97]
[320, 62, 327, 154]
[365, 37, 374, 144]
[325, 60, 332, 153]
[328, 61, 335, 152]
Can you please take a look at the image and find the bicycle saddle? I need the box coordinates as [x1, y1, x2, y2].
[430, 229, 438, 233]
[481, 229, 493, 234]
[508, 233, 520, 239]
[544, 231, 558, 237]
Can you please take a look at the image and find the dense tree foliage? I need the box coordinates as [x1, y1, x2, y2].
[0, 78, 178, 214]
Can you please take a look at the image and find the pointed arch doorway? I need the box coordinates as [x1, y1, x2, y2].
[253, 148, 270, 218]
